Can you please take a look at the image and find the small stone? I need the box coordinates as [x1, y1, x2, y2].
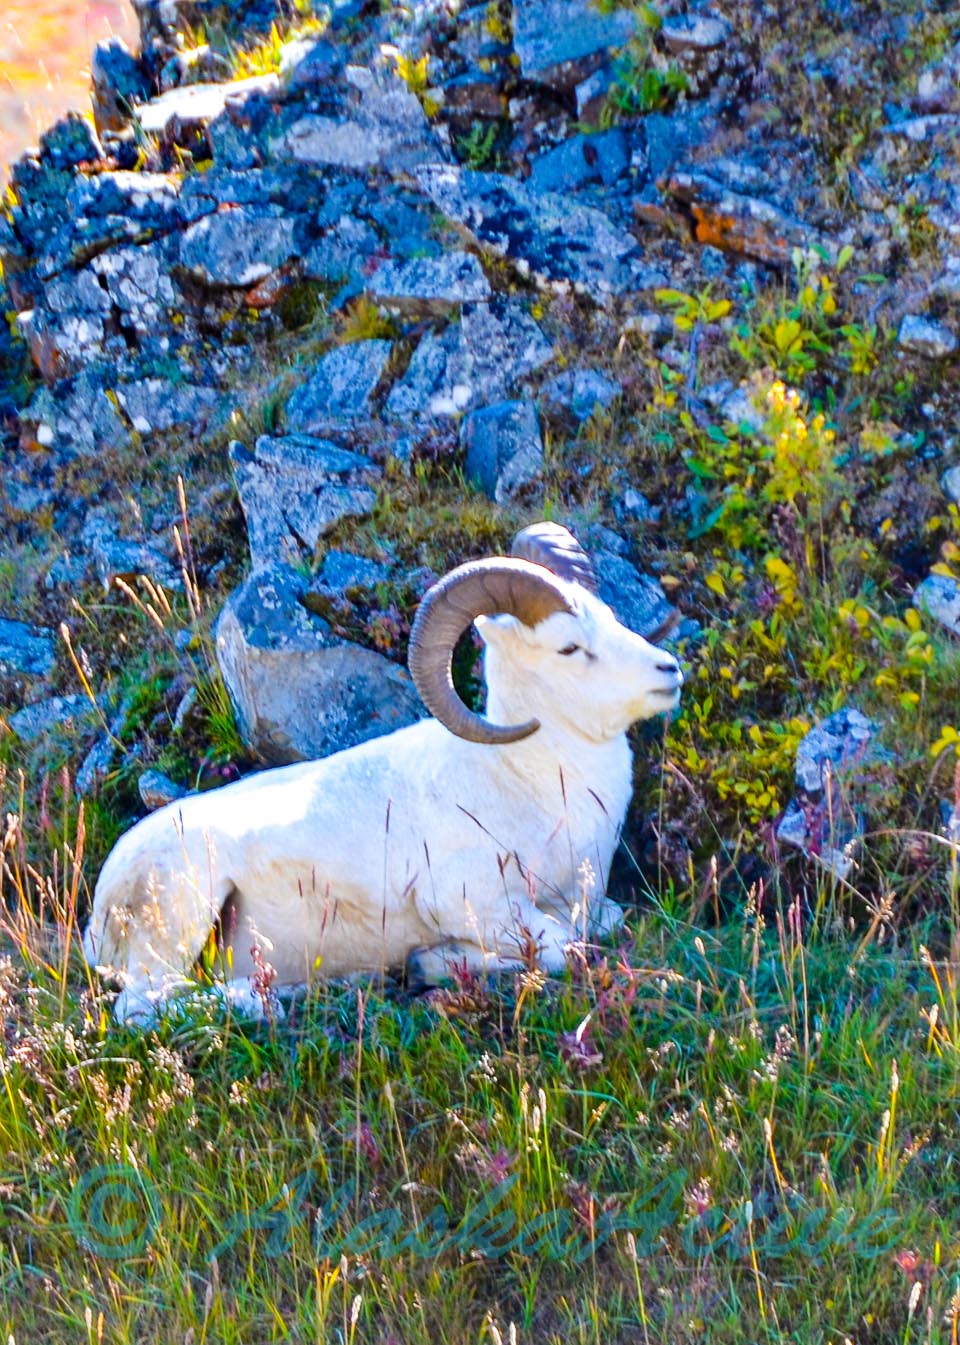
[215, 562, 422, 764]
[897, 314, 959, 359]
[661, 169, 830, 266]
[540, 368, 621, 423]
[461, 400, 544, 503]
[942, 465, 960, 506]
[138, 769, 187, 811]
[661, 13, 731, 54]
[794, 708, 878, 795]
[25, 372, 131, 458]
[0, 618, 56, 678]
[230, 436, 380, 568]
[80, 507, 182, 593]
[914, 572, 960, 635]
[285, 340, 392, 433]
[279, 35, 343, 89]
[302, 215, 381, 285]
[114, 379, 219, 436]
[179, 209, 299, 288]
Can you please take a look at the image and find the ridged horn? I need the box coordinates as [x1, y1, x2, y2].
[511, 522, 598, 592]
[408, 558, 575, 744]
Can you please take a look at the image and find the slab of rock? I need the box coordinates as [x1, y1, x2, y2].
[0, 618, 56, 678]
[914, 573, 960, 634]
[385, 298, 553, 419]
[529, 129, 630, 193]
[368, 251, 491, 312]
[513, 0, 636, 91]
[178, 208, 300, 287]
[897, 314, 958, 358]
[285, 340, 392, 433]
[540, 368, 620, 423]
[136, 74, 279, 135]
[230, 435, 379, 568]
[461, 399, 543, 503]
[415, 164, 664, 298]
[8, 695, 96, 743]
[272, 64, 448, 171]
[660, 170, 831, 266]
[215, 562, 422, 764]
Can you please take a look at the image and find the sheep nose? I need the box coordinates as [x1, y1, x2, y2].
[657, 659, 682, 681]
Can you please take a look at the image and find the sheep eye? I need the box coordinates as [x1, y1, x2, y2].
[558, 643, 581, 656]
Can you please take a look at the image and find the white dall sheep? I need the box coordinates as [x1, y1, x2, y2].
[84, 524, 683, 1022]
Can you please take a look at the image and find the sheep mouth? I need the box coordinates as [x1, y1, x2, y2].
[649, 684, 682, 706]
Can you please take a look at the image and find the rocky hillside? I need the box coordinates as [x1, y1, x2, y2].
[2, 0, 960, 914]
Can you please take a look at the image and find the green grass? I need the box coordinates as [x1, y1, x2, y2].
[1, 784, 960, 1343]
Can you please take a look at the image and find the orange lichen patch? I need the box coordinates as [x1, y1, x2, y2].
[690, 203, 793, 266]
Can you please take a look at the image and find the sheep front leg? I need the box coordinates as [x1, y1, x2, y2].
[406, 894, 574, 986]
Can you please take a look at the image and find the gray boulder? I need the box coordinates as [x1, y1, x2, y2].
[230, 435, 379, 569]
[215, 562, 422, 764]
[461, 400, 544, 503]
[285, 340, 392, 433]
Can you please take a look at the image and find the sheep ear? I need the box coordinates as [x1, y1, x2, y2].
[474, 613, 520, 647]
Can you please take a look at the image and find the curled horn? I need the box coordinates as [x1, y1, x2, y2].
[510, 522, 599, 592]
[408, 558, 575, 744]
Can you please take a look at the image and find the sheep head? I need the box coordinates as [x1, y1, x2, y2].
[409, 524, 683, 745]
